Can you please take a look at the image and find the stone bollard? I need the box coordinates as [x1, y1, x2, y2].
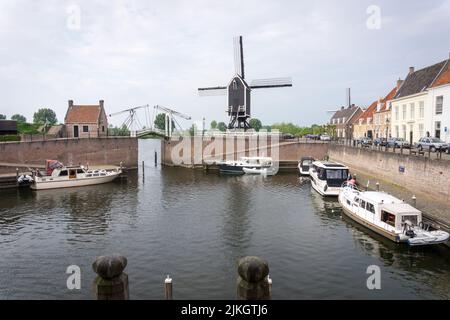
[237, 256, 270, 300]
[412, 195, 417, 207]
[92, 255, 129, 300]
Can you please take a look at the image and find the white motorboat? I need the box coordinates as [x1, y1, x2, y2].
[219, 156, 273, 174]
[31, 162, 121, 190]
[298, 157, 315, 176]
[243, 167, 276, 176]
[338, 182, 450, 246]
[309, 161, 349, 196]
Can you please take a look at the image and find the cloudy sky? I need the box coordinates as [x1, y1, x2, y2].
[0, 0, 449, 128]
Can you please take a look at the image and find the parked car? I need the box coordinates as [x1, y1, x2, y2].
[373, 138, 387, 146]
[319, 134, 331, 141]
[387, 137, 410, 148]
[305, 134, 320, 140]
[360, 137, 372, 146]
[416, 137, 449, 152]
[282, 133, 295, 140]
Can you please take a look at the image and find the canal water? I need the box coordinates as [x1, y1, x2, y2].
[0, 139, 449, 299]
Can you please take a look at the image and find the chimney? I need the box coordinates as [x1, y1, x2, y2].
[396, 78, 404, 90]
[99, 100, 104, 109]
[68, 100, 73, 109]
[409, 67, 415, 74]
[341, 106, 344, 110]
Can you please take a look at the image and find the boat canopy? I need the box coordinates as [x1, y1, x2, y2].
[380, 203, 421, 216]
[312, 161, 348, 170]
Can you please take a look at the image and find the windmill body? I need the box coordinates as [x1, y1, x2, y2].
[198, 36, 292, 130]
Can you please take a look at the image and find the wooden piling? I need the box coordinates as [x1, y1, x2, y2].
[155, 151, 157, 166]
[164, 275, 173, 300]
[92, 255, 129, 300]
[412, 195, 417, 207]
[376, 182, 380, 191]
[16, 168, 19, 186]
[237, 256, 270, 300]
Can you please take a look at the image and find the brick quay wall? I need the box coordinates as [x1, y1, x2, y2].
[0, 137, 138, 171]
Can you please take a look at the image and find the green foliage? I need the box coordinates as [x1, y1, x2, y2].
[210, 120, 217, 129]
[189, 124, 197, 136]
[270, 123, 327, 136]
[249, 118, 262, 131]
[0, 135, 21, 142]
[217, 122, 227, 132]
[17, 122, 41, 134]
[154, 113, 166, 130]
[33, 108, 57, 125]
[11, 114, 26, 123]
[108, 124, 130, 136]
[154, 113, 175, 131]
[0, 114, 6, 120]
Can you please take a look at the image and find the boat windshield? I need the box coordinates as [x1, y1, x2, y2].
[325, 169, 348, 180]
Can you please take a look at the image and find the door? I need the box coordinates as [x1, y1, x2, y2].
[409, 130, 413, 145]
[74, 125, 79, 138]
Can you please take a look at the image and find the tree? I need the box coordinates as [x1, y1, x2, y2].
[0, 114, 6, 120]
[189, 124, 197, 136]
[249, 118, 262, 131]
[217, 122, 227, 132]
[210, 120, 217, 129]
[154, 113, 175, 131]
[11, 114, 26, 123]
[33, 108, 57, 125]
[154, 113, 166, 130]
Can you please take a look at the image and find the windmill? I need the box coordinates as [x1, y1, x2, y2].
[198, 36, 292, 130]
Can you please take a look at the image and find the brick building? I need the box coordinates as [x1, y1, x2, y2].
[64, 100, 108, 138]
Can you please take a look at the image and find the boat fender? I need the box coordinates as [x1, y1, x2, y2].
[324, 185, 328, 192]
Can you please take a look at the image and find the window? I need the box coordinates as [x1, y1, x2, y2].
[395, 106, 399, 120]
[402, 105, 407, 119]
[436, 96, 443, 115]
[83, 125, 89, 132]
[435, 121, 441, 139]
[395, 126, 399, 138]
[382, 211, 396, 227]
[419, 101, 424, 118]
[366, 202, 375, 214]
[59, 170, 68, 176]
[360, 200, 366, 209]
[418, 124, 424, 139]
[410, 103, 415, 119]
[402, 125, 406, 139]
[102, 126, 105, 132]
[326, 169, 348, 180]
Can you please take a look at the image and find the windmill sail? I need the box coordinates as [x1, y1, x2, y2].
[250, 77, 292, 89]
[234, 36, 245, 79]
[198, 86, 227, 96]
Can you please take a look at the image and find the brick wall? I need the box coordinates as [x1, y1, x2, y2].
[328, 144, 450, 200]
[0, 137, 138, 169]
[161, 136, 329, 166]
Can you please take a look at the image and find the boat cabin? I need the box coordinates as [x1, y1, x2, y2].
[311, 161, 349, 187]
[351, 192, 422, 231]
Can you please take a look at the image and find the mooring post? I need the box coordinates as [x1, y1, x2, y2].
[366, 180, 369, 191]
[267, 274, 272, 299]
[155, 150, 158, 167]
[376, 182, 380, 191]
[164, 275, 173, 300]
[412, 195, 417, 207]
[142, 161, 145, 176]
[237, 256, 270, 300]
[16, 168, 19, 186]
[92, 255, 129, 300]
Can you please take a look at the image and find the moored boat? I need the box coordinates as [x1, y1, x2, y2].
[338, 182, 450, 246]
[30, 161, 122, 190]
[298, 156, 315, 176]
[309, 161, 349, 196]
[218, 156, 272, 175]
[243, 167, 276, 176]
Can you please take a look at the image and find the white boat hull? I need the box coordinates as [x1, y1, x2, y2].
[243, 167, 275, 176]
[31, 172, 120, 190]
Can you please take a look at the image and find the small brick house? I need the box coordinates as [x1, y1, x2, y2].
[64, 100, 108, 138]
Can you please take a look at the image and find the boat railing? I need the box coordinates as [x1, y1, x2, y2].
[341, 180, 360, 191]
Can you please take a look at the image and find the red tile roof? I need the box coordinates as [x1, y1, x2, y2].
[379, 87, 397, 112]
[431, 65, 450, 87]
[65, 105, 102, 123]
[356, 100, 378, 124]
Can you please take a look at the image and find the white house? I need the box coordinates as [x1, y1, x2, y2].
[426, 61, 450, 143]
[389, 57, 449, 144]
